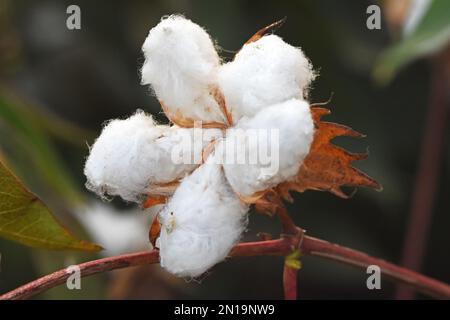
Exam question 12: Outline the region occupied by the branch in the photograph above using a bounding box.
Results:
[283,260,299,300]
[276,205,301,300]
[301,236,450,299]
[276,204,298,235]
[2,234,449,300]
[0,250,160,300]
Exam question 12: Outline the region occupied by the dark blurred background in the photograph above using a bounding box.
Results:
[0,0,449,299]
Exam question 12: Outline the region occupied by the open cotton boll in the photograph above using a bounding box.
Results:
[84,111,222,202]
[141,15,225,124]
[84,112,188,202]
[221,99,314,198]
[158,156,249,277]
[218,35,315,121]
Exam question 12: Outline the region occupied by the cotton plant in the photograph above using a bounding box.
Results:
[84,15,380,278]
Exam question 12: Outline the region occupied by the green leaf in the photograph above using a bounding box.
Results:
[0,88,85,205]
[0,159,101,251]
[374,0,450,83]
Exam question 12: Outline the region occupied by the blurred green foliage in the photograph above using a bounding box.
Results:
[0,90,86,205]
[375,0,450,83]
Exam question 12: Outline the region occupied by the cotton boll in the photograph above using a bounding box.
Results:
[158,156,249,277]
[221,99,314,198]
[218,35,315,122]
[84,111,222,202]
[150,124,222,180]
[141,15,225,124]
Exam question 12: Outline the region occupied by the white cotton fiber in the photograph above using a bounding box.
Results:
[84,111,221,202]
[158,156,249,277]
[218,35,315,121]
[141,15,225,124]
[221,99,314,198]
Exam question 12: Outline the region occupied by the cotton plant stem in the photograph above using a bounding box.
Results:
[0,250,160,300]
[276,205,299,235]
[302,236,450,299]
[2,235,450,300]
[396,58,449,300]
[276,204,301,300]
[283,263,299,300]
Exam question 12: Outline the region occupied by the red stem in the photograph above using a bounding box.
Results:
[396,58,449,299]
[1,235,449,300]
[283,264,298,300]
[0,250,160,300]
[276,205,299,235]
[302,236,450,299]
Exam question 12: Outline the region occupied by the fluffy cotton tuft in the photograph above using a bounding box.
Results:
[84,111,221,202]
[222,99,314,198]
[218,35,315,121]
[141,15,225,123]
[158,155,249,277]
